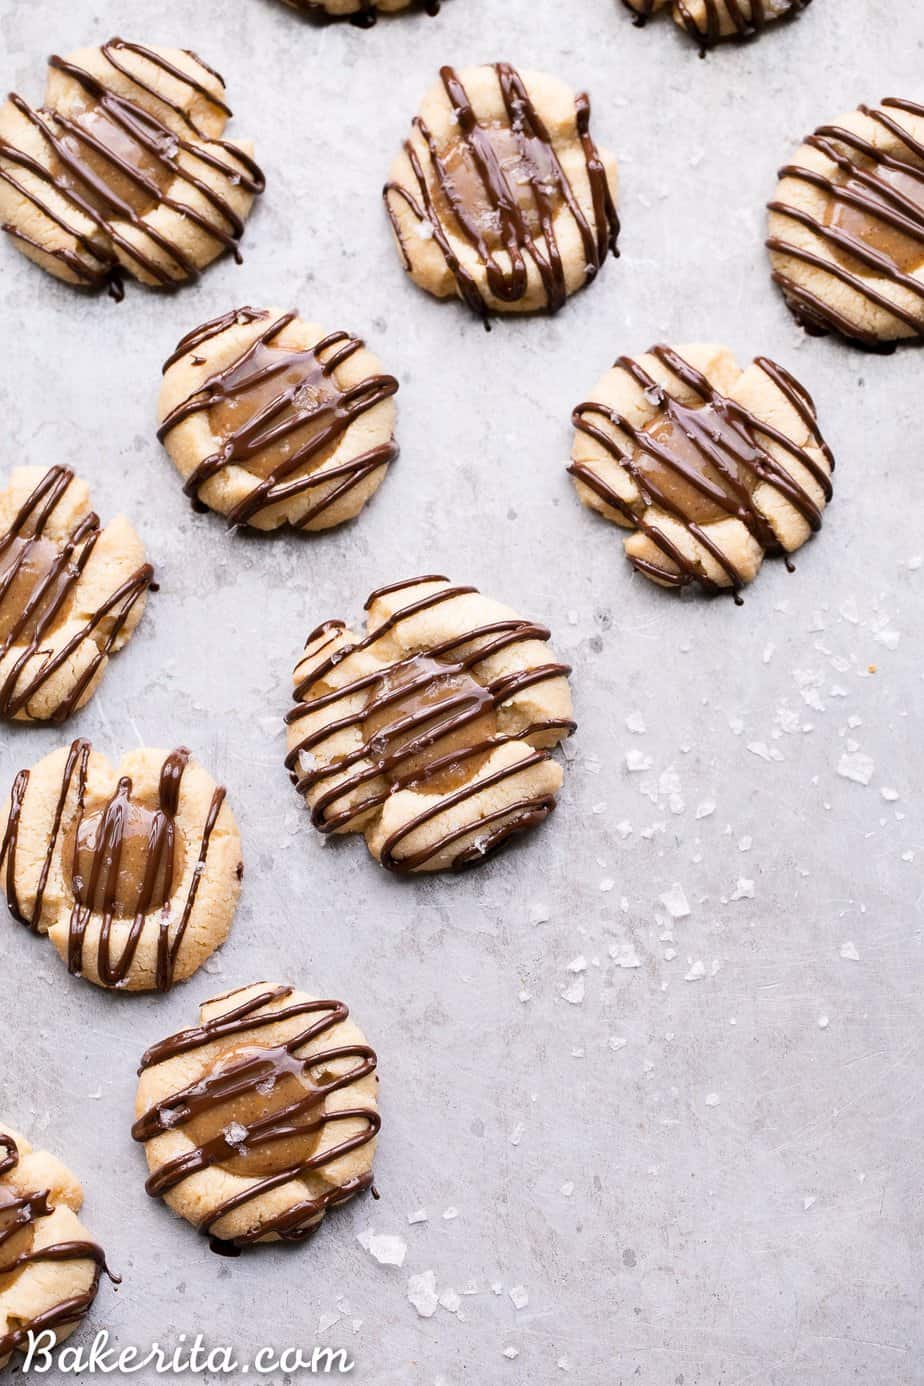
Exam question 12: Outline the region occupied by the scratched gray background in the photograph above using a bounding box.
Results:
[1,1,922,1383]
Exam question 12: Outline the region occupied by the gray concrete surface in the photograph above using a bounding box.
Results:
[1,1,922,1382]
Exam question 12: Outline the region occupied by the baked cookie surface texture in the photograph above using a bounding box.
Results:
[133,983,379,1249]
[0,741,243,992]
[569,343,834,599]
[285,575,576,873]
[622,0,811,50]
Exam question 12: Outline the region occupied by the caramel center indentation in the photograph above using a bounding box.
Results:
[0,535,74,646]
[183,1045,326,1178]
[68,796,186,919]
[826,160,924,276]
[209,341,341,481]
[363,653,498,793]
[436,123,563,250]
[54,103,174,219]
[631,404,759,527]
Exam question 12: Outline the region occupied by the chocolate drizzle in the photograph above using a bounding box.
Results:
[384,64,619,319]
[0,1132,114,1362]
[768,99,924,345]
[0,741,228,992]
[0,38,264,297]
[158,308,399,530]
[285,0,441,25]
[0,467,153,722]
[626,0,811,51]
[285,577,575,872]
[132,985,379,1249]
[569,347,834,601]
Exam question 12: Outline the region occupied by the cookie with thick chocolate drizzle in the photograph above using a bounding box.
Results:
[133,983,379,1250]
[0,741,243,992]
[281,0,441,24]
[569,343,834,600]
[158,307,399,532]
[0,466,152,723]
[285,576,575,873]
[622,0,811,50]
[0,39,264,297]
[0,1128,115,1368]
[768,97,924,347]
[384,64,619,318]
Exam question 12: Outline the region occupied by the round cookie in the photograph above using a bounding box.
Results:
[0,740,243,993]
[281,0,440,24]
[132,982,379,1249]
[767,97,924,347]
[0,39,264,297]
[622,0,811,49]
[383,64,619,318]
[568,343,834,600]
[157,307,399,532]
[0,466,152,723]
[285,576,576,873]
[0,1127,114,1368]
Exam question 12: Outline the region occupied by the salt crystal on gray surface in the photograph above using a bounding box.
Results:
[568,955,587,972]
[840,941,860,961]
[503,1346,519,1360]
[704,1093,720,1107]
[660,883,690,918]
[407,1208,428,1225]
[561,977,585,1005]
[881,786,900,801]
[442,1207,459,1220]
[609,941,641,969]
[747,741,780,762]
[560,1182,574,1197]
[818,1015,830,1029]
[804,1196,817,1210]
[608,1036,627,1051]
[439,1288,461,1313]
[738,835,753,851]
[509,1124,524,1147]
[529,902,551,925]
[626,748,653,772]
[626,711,647,734]
[407,1270,439,1318]
[599,877,615,893]
[616,819,633,838]
[695,799,716,819]
[731,878,755,901]
[358,1230,407,1267]
[317,1311,340,1334]
[509,1285,529,1309]
[685,960,705,981]
[838,751,875,785]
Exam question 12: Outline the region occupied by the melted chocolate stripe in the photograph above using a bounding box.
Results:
[626,0,811,50]
[159,311,398,529]
[570,346,833,600]
[383,63,617,318]
[0,1132,114,1361]
[132,988,378,1248]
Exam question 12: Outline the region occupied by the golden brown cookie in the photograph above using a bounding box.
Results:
[157,307,398,532]
[767,97,924,347]
[281,0,440,23]
[569,343,834,599]
[384,64,619,318]
[0,741,243,993]
[0,1128,115,1369]
[133,982,379,1250]
[622,0,811,49]
[285,576,575,872]
[0,39,264,297]
[0,466,152,723]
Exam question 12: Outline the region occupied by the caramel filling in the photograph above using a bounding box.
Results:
[68,796,186,919]
[827,160,924,275]
[184,1045,325,1178]
[0,535,74,645]
[54,103,173,218]
[0,1186,37,1278]
[631,405,759,527]
[363,653,498,792]
[209,342,341,481]
[436,124,563,249]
